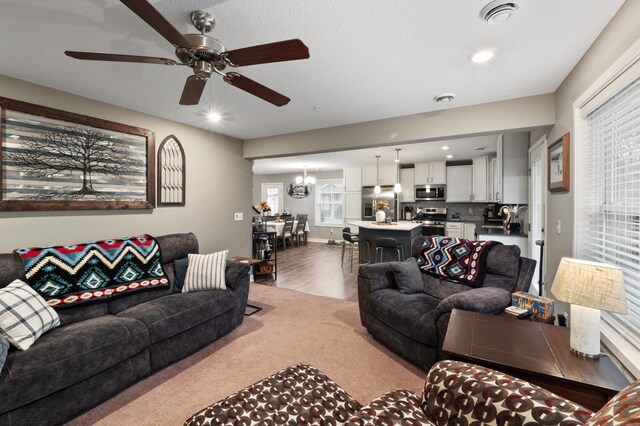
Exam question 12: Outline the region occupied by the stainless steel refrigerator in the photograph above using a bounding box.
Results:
[362,186,398,221]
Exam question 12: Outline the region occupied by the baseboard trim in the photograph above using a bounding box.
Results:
[307,238,344,244]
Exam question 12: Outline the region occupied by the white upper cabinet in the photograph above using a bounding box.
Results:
[446,165,473,202]
[400,168,415,202]
[415,161,446,185]
[362,165,396,186]
[344,167,362,192]
[501,133,529,204]
[472,156,489,202]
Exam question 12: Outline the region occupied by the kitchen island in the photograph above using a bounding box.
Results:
[347,220,422,263]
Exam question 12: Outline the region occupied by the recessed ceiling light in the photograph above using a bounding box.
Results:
[469,50,495,63]
[480,1,518,24]
[446,154,453,159]
[207,111,222,122]
[434,93,455,103]
[441,146,450,151]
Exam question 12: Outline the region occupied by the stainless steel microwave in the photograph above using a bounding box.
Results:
[415,184,446,201]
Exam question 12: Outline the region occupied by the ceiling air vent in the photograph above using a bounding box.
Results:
[480,1,518,24]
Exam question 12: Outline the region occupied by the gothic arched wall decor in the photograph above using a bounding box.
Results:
[157,135,186,206]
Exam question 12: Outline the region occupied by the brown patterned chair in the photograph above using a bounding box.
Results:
[185,361,640,425]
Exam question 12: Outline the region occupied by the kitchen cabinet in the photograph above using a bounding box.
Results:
[476,233,529,257]
[344,192,361,220]
[400,168,415,202]
[415,161,446,185]
[446,165,473,202]
[501,133,529,204]
[472,156,489,202]
[362,165,397,186]
[463,223,476,240]
[491,135,503,202]
[445,222,464,239]
[344,167,362,192]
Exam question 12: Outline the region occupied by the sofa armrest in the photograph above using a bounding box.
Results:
[358,262,397,293]
[422,360,593,425]
[225,260,250,291]
[436,286,511,318]
[347,389,432,425]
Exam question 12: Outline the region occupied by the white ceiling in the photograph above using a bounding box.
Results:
[253,134,499,174]
[0,0,624,140]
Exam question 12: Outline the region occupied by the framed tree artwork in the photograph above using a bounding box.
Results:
[548,132,570,193]
[0,97,155,211]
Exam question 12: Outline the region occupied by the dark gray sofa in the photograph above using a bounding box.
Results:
[0,232,250,426]
[358,235,536,371]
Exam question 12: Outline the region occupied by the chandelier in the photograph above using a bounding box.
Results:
[295,168,316,185]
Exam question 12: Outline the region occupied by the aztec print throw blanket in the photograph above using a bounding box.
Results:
[14,234,168,308]
[417,236,501,287]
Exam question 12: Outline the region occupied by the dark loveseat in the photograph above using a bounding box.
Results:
[0,233,250,426]
[358,235,536,370]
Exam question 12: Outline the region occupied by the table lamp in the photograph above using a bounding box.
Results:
[551,257,627,358]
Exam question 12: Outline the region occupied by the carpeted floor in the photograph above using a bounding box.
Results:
[67,284,426,425]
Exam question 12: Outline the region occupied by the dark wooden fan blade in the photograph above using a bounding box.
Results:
[120,0,191,48]
[179,75,207,105]
[224,73,290,107]
[224,39,309,67]
[65,51,176,65]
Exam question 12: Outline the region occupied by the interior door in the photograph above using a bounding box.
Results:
[529,135,547,296]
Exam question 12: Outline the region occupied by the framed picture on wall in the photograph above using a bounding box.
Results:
[548,132,570,192]
[0,97,155,211]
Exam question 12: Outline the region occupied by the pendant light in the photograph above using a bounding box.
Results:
[374,155,381,194]
[394,148,402,193]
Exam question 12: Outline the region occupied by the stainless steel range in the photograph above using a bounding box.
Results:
[415,207,447,236]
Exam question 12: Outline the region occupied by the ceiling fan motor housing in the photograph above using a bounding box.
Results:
[176,33,227,71]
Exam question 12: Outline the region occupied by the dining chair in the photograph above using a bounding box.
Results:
[341,227,371,272]
[278,219,295,250]
[294,214,308,246]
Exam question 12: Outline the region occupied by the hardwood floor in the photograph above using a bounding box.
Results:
[254,241,362,302]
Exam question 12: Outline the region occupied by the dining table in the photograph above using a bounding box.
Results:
[267,220,310,237]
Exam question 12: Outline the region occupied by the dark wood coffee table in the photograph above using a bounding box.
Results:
[442,309,629,412]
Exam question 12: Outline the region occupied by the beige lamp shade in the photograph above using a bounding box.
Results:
[551,257,627,314]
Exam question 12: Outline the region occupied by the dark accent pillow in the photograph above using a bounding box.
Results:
[390,258,423,294]
[0,335,9,372]
[171,257,189,294]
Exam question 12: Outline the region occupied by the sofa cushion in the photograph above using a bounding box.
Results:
[183,251,228,292]
[0,315,149,413]
[421,274,472,301]
[484,245,521,292]
[171,257,189,294]
[390,258,423,294]
[0,335,8,372]
[0,279,60,350]
[368,289,440,347]
[116,290,235,344]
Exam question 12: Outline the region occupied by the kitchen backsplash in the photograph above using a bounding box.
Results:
[402,201,527,222]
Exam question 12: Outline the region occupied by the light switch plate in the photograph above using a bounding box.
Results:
[234,212,243,221]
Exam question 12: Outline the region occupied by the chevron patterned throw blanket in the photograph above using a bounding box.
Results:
[417,236,501,287]
[14,235,168,308]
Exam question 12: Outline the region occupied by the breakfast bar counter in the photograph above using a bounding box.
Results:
[347,220,422,263]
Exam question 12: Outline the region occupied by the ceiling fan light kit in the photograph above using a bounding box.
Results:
[64,2,309,107]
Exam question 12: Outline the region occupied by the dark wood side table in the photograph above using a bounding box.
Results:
[230,256,264,316]
[442,309,629,412]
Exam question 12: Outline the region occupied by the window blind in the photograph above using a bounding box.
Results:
[580,75,640,368]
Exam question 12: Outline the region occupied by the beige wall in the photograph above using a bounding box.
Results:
[253,170,344,240]
[243,94,555,159]
[0,75,253,256]
[546,0,640,296]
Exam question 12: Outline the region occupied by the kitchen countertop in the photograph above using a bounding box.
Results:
[476,227,528,238]
[347,220,422,231]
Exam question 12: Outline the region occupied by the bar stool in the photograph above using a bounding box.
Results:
[375,237,404,263]
[341,227,371,272]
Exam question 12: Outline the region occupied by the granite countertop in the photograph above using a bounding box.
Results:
[347,220,422,231]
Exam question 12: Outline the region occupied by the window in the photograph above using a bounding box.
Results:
[315,180,344,226]
[576,55,640,376]
[261,183,283,213]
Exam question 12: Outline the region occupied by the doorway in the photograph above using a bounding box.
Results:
[528,135,547,296]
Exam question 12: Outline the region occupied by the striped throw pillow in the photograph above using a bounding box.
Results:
[182,250,228,293]
[0,280,60,350]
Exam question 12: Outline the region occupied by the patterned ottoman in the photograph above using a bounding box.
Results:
[184,364,362,425]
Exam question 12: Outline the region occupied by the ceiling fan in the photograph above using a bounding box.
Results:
[65,0,310,107]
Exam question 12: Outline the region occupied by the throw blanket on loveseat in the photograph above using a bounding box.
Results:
[14,234,168,308]
[417,236,501,287]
